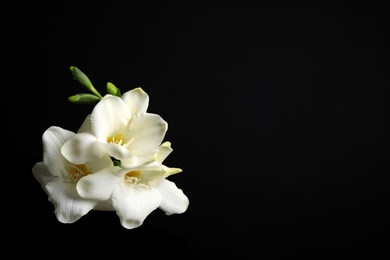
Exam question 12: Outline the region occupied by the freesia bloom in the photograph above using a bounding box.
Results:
[32,126,118,223]
[76,141,189,229]
[61,87,168,168]
[32,67,189,228]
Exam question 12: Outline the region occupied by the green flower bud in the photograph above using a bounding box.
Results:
[106,82,122,97]
[68,93,101,104]
[70,66,102,99]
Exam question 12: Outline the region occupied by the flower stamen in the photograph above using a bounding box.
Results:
[125,170,142,185]
[107,133,134,148]
[69,164,91,184]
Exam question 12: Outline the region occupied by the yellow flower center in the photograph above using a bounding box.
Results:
[124,170,141,185]
[107,132,134,148]
[107,132,124,144]
[69,164,91,183]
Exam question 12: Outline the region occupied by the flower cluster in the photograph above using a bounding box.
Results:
[32,66,189,229]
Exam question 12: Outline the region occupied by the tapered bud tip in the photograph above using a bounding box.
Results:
[69,66,102,98]
[106,82,122,97]
[70,66,92,86]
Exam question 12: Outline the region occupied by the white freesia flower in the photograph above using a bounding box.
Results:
[32,66,189,228]
[61,87,168,168]
[76,141,189,229]
[31,126,118,223]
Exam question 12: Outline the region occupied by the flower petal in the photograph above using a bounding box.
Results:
[103,142,133,161]
[165,166,183,177]
[94,200,114,211]
[158,179,189,215]
[120,153,157,168]
[32,162,56,191]
[77,114,92,133]
[156,141,173,163]
[91,95,131,139]
[127,113,168,157]
[61,132,106,165]
[76,166,121,201]
[112,183,161,229]
[121,87,149,115]
[138,168,166,188]
[42,126,75,178]
[45,178,98,223]
[87,154,115,173]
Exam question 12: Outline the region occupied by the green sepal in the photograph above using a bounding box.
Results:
[106,82,122,97]
[70,66,103,99]
[68,93,101,104]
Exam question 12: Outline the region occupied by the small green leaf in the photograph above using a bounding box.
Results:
[106,82,122,97]
[70,66,103,99]
[68,93,101,104]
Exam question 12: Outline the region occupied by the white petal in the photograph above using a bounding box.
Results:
[120,152,161,169]
[112,182,161,229]
[76,166,121,201]
[87,154,115,173]
[45,178,98,223]
[91,95,131,139]
[158,179,189,215]
[127,113,168,157]
[120,153,157,168]
[42,126,75,178]
[137,167,166,188]
[77,114,92,133]
[165,167,183,177]
[32,162,56,191]
[121,87,149,114]
[94,200,114,211]
[61,132,106,165]
[156,141,173,163]
[103,142,133,161]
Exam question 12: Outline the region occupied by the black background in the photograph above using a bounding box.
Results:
[4,1,390,258]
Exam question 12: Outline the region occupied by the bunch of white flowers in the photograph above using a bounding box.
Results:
[32,66,189,229]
